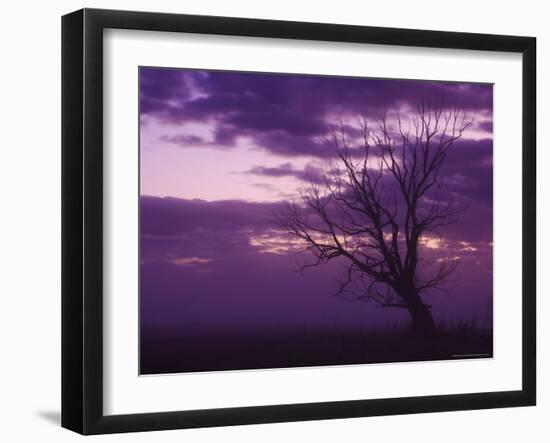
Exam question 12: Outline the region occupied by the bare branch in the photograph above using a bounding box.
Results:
[277,103,473,328]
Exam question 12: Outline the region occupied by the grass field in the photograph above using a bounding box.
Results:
[140,320,493,375]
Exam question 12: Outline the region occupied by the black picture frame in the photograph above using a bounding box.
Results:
[62,8,536,435]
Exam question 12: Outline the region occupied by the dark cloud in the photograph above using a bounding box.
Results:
[139,67,192,114]
[243,163,325,184]
[254,130,336,158]
[238,137,493,208]
[141,195,491,260]
[160,134,207,146]
[442,138,493,207]
[476,120,493,133]
[141,196,281,237]
[140,68,493,158]
[226,111,327,136]
[245,163,296,178]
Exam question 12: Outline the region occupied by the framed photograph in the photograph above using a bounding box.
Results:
[62,8,536,435]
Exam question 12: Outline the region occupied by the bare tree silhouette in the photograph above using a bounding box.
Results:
[278,104,474,336]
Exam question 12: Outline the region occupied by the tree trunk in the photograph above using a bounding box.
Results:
[398,285,436,336]
[408,299,436,336]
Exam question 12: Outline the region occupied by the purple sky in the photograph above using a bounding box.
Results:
[139,67,493,333]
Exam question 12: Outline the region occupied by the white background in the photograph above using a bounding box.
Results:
[0,0,547,441]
